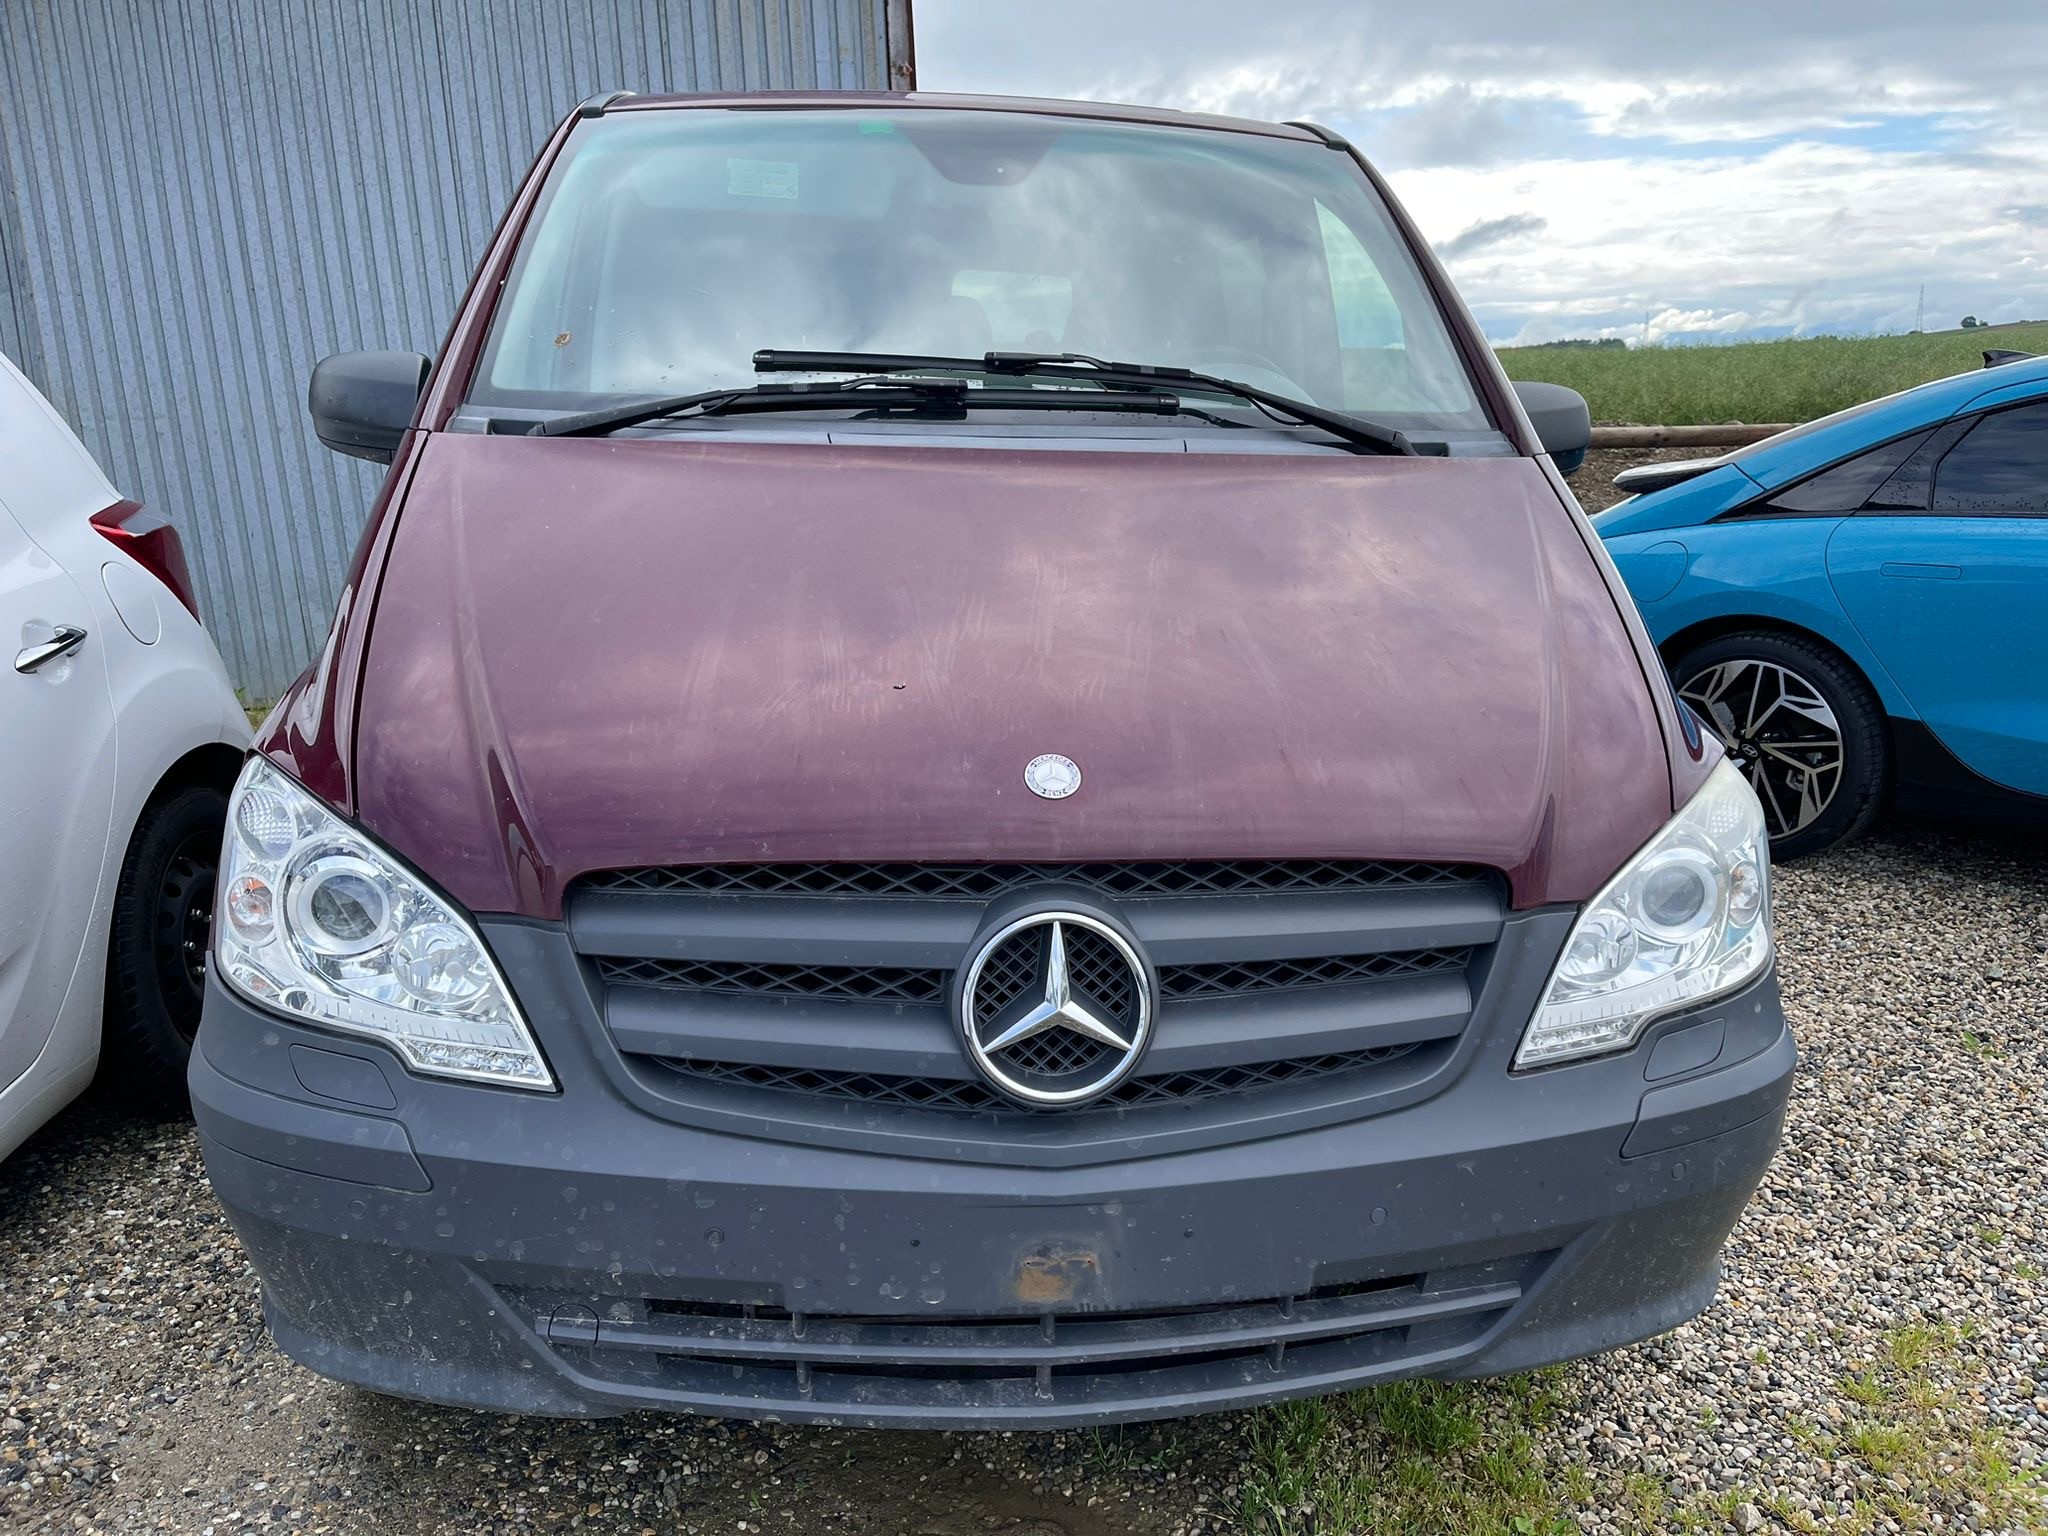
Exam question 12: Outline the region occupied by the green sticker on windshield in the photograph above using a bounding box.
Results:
[727,158,799,199]
[858,119,895,135]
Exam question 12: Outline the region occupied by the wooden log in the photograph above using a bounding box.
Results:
[1589,424,1795,449]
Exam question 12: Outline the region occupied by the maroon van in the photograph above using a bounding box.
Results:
[192,91,1790,1427]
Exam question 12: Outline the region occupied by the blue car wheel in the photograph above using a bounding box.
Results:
[1670,630,1888,859]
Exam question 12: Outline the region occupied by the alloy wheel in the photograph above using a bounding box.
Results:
[1679,658,1844,839]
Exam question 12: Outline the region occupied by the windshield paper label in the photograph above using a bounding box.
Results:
[727,158,799,199]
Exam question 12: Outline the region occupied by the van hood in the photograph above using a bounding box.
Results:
[351,434,1676,918]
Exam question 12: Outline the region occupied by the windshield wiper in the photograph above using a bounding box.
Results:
[752,349,1441,456]
[527,376,1202,438]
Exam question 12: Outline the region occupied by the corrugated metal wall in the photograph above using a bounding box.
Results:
[0,0,899,699]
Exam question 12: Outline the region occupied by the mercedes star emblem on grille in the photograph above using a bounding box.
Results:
[958,912,1153,1107]
[1023,753,1082,799]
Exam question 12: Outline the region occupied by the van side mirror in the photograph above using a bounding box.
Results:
[1510,381,1592,477]
[309,351,431,463]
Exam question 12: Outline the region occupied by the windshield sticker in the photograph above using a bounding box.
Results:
[727,158,799,199]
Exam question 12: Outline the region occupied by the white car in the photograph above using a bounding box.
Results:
[1,352,247,1160]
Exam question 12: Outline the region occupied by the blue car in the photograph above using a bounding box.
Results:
[1595,351,2048,857]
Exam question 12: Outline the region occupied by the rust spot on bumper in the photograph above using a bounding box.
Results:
[1013,1245,1101,1305]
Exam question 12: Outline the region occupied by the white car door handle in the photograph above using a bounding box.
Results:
[15,625,89,674]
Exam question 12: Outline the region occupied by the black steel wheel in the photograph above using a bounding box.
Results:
[103,783,229,1111]
[1672,631,1887,861]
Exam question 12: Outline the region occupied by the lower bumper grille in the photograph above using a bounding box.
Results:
[657,1042,1429,1113]
[510,1254,1545,1416]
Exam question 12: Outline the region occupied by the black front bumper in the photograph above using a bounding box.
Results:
[190,946,1793,1428]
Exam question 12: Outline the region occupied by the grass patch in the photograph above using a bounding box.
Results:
[1081,1423,1187,1477]
[1235,1337,2045,1534]
[1497,321,2048,427]
[1827,1321,2047,1529]
[1841,1368,1887,1408]
[1843,1420,1916,1476]
[1784,1414,1835,1456]
[1239,1376,1578,1535]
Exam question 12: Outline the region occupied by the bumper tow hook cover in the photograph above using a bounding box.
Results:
[1644,1020,1726,1082]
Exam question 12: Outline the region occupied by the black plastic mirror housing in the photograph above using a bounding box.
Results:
[1510,380,1593,477]
[309,350,431,463]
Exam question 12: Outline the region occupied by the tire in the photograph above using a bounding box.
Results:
[102,783,229,1113]
[1670,630,1887,861]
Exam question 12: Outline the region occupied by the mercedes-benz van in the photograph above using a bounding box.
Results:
[192,91,1791,1427]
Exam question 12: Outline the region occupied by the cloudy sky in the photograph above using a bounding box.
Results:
[914,2,2048,347]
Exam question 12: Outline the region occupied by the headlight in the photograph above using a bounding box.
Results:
[1516,758,1772,1068]
[215,757,553,1089]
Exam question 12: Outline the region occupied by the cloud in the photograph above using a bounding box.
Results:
[919,2,2048,149]
[1394,134,2048,343]
[914,1,2048,344]
[1367,86,1587,169]
[1437,213,1550,261]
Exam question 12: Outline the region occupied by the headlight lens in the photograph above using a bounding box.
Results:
[1516,758,1772,1068]
[215,757,553,1089]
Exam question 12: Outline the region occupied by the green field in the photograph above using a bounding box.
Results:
[1496,322,2048,427]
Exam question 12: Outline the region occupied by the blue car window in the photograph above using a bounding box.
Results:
[1761,430,1935,515]
[1929,401,2048,515]
[1864,419,1973,512]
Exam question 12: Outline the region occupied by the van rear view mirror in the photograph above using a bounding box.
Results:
[1511,381,1592,477]
[309,351,430,463]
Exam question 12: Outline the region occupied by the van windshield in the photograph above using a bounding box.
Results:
[474,108,1490,436]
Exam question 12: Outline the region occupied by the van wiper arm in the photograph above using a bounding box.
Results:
[752,349,1439,456]
[531,378,958,437]
[529,377,1198,437]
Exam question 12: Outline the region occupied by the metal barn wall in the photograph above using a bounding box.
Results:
[0,0,902,699]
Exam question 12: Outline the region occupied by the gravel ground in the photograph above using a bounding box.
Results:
[1575,444,1714,512]
[3,456,2042,1534]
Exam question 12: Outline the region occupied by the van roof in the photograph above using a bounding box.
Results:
[597,89,1331,144]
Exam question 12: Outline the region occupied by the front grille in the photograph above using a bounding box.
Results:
[1004,1027,1110,1078]
[573,857,1504,1150]
[597,945,1472,1006]
[595,956,945,1004]
[580,858,1483,901]
[973,926,1046,1015]
[1161,946,1468,999]
[657,1043,1424,1113]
